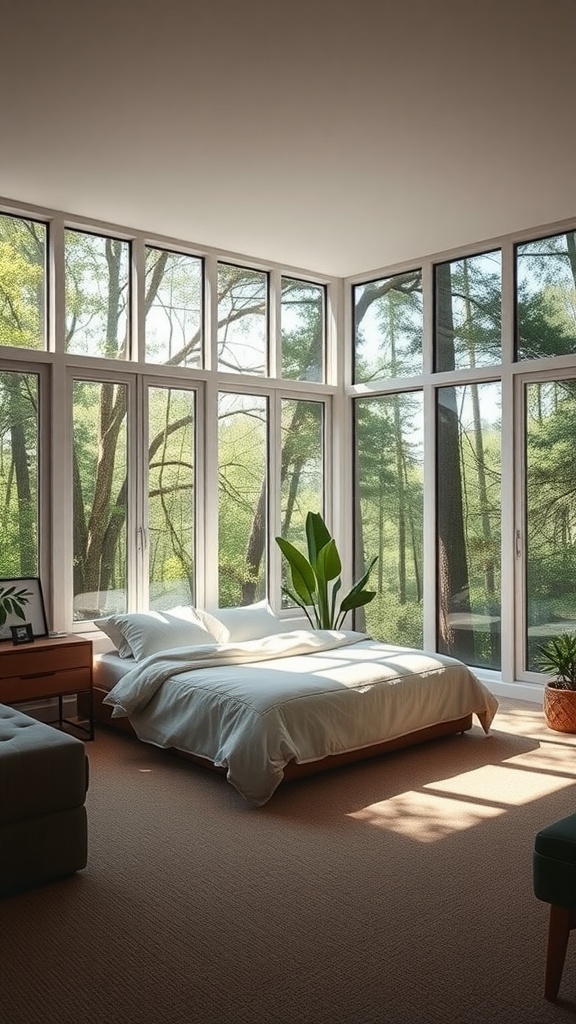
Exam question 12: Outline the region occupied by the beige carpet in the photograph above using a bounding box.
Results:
[2,696,576,1024]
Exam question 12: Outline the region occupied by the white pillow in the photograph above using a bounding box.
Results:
[96,607,213,660]
[95,616,133,658]
[198,602,295,643]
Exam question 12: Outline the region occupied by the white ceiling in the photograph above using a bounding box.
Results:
[1,0,575,278]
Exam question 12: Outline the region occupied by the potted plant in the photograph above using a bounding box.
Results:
[276,511,377,630]
[537,631,576,733]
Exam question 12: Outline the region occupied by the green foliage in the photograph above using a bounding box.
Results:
[218,397,267,606]
[0,371,39,577]
[65,231,129,358]
[276,512,377,630]
[364,592,423,649]
[525,380,576,671]
[517,232,576,359]
[537,631,576,690]
[0,584,32,626]
[0,215,45,349]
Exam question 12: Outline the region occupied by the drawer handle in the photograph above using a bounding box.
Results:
[21,671,57,680]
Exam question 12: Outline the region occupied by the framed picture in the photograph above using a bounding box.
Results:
[0,577,48,641]
[10,622,35,645]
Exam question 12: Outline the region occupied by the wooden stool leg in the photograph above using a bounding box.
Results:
[545,905,573,1001]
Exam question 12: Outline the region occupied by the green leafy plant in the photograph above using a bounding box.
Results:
[537,631,576,690]
[276,511,377,630]
[0,584,32,627]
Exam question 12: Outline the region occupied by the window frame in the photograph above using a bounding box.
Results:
[0,196,334,632]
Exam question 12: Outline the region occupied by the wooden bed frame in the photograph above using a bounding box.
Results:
[86,683,473,783]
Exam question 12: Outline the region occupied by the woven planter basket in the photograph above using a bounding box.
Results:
[543,684,576,734]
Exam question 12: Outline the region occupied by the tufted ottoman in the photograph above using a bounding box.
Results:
[0,703,88,895]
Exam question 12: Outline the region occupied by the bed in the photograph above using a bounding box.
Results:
[91,605,499,806]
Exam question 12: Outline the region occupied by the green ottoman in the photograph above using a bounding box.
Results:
[0,704,88,895]
[533,812,576,1000]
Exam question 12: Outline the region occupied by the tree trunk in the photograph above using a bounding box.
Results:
[436,262,472,659]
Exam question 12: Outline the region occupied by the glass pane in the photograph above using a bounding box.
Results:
[218,392,267,606]
[145,247,203,367]
[280,278,324,381]
[72,380,128,620]
[148,387,195,608]
[0,214,46,350]
[525,379,576,670]
[280,399,324,606]
[0,372,39,574]
[217,264,267,374]
[435,251,501,371]
[354,393,424,646]
[65,230,130,358]
[353,270,423,383]
[517,231,576,360]
[437,382,501,669]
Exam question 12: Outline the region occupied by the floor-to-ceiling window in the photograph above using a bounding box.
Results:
[4,195,576,689]
[0,213,46,581]
[351,225,576,688]
[517,232,576,676]
[0,201,332,629]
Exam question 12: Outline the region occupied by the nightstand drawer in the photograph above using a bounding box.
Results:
[0,666,92,703]
[0,634,94,740]
[0,642,91,679]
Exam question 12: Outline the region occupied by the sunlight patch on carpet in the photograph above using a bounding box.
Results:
[347,759,576,841]
[348,789,502,840]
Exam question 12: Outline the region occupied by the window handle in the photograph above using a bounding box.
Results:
[515,529,522,558]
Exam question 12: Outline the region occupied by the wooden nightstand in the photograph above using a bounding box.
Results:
[0,634,93,739]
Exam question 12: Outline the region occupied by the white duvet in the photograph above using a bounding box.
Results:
[103,629,498,806]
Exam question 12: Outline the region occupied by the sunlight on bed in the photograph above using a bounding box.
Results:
[347,752,576,842]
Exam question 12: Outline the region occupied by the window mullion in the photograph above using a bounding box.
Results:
[49,214,65,353]
[132,235,146,363]
[269,269,281,380]
[134,375,147,610]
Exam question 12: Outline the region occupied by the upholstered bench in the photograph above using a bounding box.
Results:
[0,704,88,895]
[533,811,576,1000]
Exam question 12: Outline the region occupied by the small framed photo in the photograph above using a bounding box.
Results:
[10,623,35,645]
[0,577,48,642]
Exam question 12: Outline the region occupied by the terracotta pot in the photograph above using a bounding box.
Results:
[543,684,576,733]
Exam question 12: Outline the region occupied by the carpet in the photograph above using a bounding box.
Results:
[1,696,576,1024]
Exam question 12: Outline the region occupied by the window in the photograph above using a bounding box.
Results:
[434,251,501,371]
[217,264,268,374]
[65,229,130,358]
[524,377,576,670]
[280,278,325,382]
[72,379,128,620]
[0,371,40,575]
[353,270,423,383]
[280,399,324,605]
[0,213,46,350]
[11,195,576,692]
[354,393,424,647]
[0,201,329,632]
[218,392,268,606]
[145,247,203,367]
[147,385,196,607]
[436,382,501,670]
[516,231,576,360]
